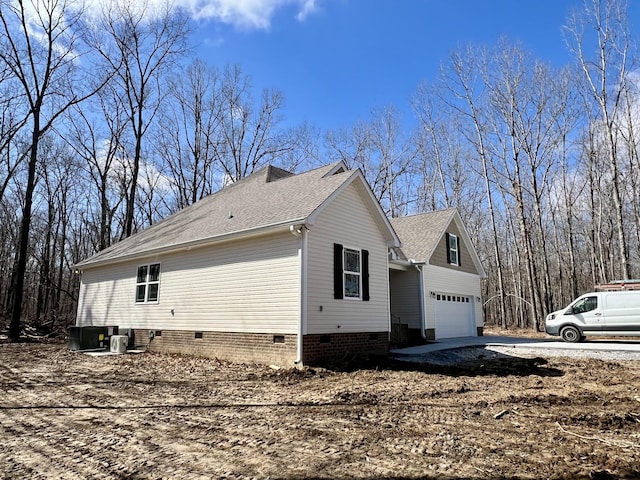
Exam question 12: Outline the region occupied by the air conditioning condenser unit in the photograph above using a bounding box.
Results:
[110,335,128,354]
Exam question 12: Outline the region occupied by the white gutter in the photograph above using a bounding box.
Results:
[291,224,308,364]
[76,221,304,270]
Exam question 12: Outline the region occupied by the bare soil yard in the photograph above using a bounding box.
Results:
[1,341,639,480]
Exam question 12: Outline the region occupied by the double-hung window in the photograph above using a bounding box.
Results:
[446,233,460,266]
[343,248,361,299]
[136,263,160,303]
[334,243,370,301]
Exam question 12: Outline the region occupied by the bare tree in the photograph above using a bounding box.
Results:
[89,0,190,237]
[155,59,222,209]
[367,105,417,216]
[0,82,28,204]
[62,83,128,250]
[214,64,294,182]
[412,81,485,217]
[440,45,509,328]
[565,0,636,279]
[0,0,106,340]
[325,106,416,216]
[325,121,372,168]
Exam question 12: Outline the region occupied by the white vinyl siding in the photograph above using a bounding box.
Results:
[389,269,422,329]
[422,264,483,332]
[306,182,389,334]
[76,232,300,333]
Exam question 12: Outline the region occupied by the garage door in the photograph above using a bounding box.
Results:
[435,293,475,339]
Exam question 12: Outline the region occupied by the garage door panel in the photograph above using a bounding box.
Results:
[435,293,474,339]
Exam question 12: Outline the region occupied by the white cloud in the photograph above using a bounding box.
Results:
[174,0,319,30]
[295,0,317,21]
[29,0,318,31]
[80,0,320,30]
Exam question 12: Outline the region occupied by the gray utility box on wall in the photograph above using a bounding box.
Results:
[68,326,118,351]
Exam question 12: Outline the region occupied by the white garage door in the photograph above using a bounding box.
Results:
[435,293,475,339]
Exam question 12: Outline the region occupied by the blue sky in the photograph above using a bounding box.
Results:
[187,0,639,132]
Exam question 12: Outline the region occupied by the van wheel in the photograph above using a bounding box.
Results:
[560,326,582,343]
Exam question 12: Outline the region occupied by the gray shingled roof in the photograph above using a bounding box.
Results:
[389,208,456,262]
[77,162,358,268]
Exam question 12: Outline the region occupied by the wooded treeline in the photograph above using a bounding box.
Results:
[1,0,638,338]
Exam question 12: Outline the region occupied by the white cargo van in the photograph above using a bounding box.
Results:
[545,290,640,342]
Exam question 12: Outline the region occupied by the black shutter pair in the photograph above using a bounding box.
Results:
[334,243,369,301]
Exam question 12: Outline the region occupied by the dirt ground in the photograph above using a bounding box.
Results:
[1,338,639,480]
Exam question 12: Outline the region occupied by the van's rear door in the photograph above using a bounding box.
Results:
[602,292,640,333]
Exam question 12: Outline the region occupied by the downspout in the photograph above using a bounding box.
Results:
[386,251,391,344]
[291,225,308,365]
[413,262,427,340]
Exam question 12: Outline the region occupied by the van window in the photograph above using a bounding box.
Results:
[571,296,598,314]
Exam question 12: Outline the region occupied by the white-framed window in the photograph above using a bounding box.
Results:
[343,247,361,299]
[136,263,161,303]
[447,233,459,266]
[334,243,370,301]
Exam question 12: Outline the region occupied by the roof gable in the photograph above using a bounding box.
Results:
[390,208,486,277]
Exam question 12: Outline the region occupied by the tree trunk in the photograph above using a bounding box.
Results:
[9,114,40,341]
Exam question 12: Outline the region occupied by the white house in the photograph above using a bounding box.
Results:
[389,209,487,344]
[75,163,486,365]
[75,162,401,365]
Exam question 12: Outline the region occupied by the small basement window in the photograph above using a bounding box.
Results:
[135,263,161,303]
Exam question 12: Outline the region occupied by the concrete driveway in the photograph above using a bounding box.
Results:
[390,335,640,358]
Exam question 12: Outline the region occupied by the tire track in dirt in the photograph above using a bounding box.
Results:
[2,343,640,479]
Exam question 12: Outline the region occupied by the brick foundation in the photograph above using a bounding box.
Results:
[302,332,389,366]
[132,329,390,367]
[134,329,298,365]
[424,328,436,341]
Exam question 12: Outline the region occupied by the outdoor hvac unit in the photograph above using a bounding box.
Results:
[116,328,136,348]
[110,335,128,354]
[68,326,83,351]
[68,326,119,351]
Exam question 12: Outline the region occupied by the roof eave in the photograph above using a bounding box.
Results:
[75,219,306,271]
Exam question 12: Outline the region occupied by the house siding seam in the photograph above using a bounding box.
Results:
[134,330,298,365]
[306,183,389,334]
[302,332,389,366]
[389,269,422,330]
[429,220,479,275]
[76,232,300,334]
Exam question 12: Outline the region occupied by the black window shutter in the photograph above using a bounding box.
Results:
[362,249,370,301]
[334,243,343,299]
[445,233,451,264]
[457,237,462,266]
